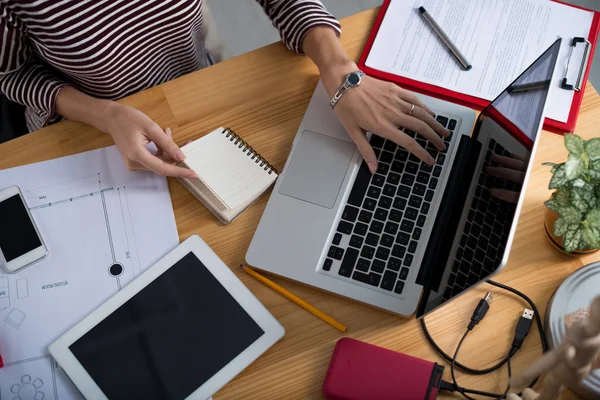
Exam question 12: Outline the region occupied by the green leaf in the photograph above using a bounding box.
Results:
[549,164,568,189]
[571,186,596,212]
[554,217,571,236]
[558,206,582,224]
[545,199,560,213]
[585,138,600,161]
[586,208,600,229]
[582,226,600,249]
[564,225,583,253]
[555,188,571,206]
[565,134,585,156]
[589,160,600,180]
[542,162,557,167]
[565,154,585,181]
[551,163,565,174]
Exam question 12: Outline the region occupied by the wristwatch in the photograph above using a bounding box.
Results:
[330,71,365,109]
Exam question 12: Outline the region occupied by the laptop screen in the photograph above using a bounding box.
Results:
[417,39,561,317]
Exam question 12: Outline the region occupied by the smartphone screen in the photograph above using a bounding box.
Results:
[0,194,42,262]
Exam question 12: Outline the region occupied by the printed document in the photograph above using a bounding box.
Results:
[366,0,595,123]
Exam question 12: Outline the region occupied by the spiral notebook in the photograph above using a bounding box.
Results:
[177,127,278,224]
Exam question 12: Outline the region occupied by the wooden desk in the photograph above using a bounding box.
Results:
[1,8,598,400]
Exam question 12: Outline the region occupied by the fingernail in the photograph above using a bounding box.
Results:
[439,143,447,151]
[166,127,172,136]
[428,155,435,165]
[367,162,377,175]
[176,150,186,162]
[444,129,450,136]
[188,172,198,179]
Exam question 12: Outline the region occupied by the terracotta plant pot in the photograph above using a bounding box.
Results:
[544,207,599,255]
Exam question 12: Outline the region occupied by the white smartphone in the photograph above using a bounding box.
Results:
[0,185,48,273]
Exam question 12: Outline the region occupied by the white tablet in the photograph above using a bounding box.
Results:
[49,235,285,400]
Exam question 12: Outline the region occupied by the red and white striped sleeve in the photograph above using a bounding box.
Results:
[256,0,341,54]
[0,5,69,127]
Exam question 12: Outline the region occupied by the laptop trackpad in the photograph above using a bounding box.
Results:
[279,130,356,209]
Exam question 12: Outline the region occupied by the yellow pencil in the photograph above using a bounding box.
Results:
[241,265,347,333]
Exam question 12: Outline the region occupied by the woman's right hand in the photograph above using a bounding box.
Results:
[103,103,197,178]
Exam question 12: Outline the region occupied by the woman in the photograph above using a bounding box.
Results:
[0,0,448,178]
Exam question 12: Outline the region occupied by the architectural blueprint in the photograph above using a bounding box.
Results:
[0,146,179,399]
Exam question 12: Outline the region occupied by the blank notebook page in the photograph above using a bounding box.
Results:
[181,128,277,210]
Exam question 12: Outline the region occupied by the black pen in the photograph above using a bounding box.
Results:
[418,6,472,71]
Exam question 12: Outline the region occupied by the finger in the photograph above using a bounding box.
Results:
[489,188,520,204]
[347,127,378,174]
[399,99,449,137]
[399,89,435,117]
[486,166,526,182]
[136,149,197,178]
[396,114,446,152]
[383,125,435,165]
[491,154,528,170]
[147,125,186,163]
[509,153,529,161]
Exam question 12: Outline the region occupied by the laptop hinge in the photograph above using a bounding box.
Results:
[416,135,481,294]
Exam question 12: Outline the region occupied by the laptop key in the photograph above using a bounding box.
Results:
[371,135,385,148]
[384,221,399,235]
[367,186,381,199]
[404,254,414,266]
[374,208,388,221]
[388,257,402,271]
[436,115,449,127]
[400,220,414,233]
[361,245,376,259]
[384,140,397,152]
[429,177,438,189]
[406,162,419,174]
[417,215,426,227]
[391,161,405,173]
[356,258,371,272]
[363,197,377,211]
[334,247,344,260]
[408,240,418,253]
[425,190,434,202]
[392,244,406,258]
[448,119,457,130]
[372,259,386,273]
[380,234,394,247]
[413,227,422,240]
[339,247,359,277]
[396,232,410,245]
[416,138,427,148]
[400,267,409,280]
[372,174,385,187]
[433,166,442,177]
[383,184,396,197]
[381,270,398,291]
[380,151,394,164]
[397,185,411,198]
[333,233,342,245]
[352,271,370,284]
[378,196,392,209]
[389,209,402,222]
[323,258,333,271]
[413,183,426,196]
[409,195,422,208]
[354,222,368,236]
[416,171,429,184]
[376,246,390,260]
[342,205,359,222]
[421,202,430,215]
[347,162,371,207]
[437,154,446,165]
[337,221,353,235]
[401,174,415,186]
[368,273,382,286]
[365,232,379,246]
[328,246,337,258]
[393,197,407,210]
[394,281,405,294]
[349,235,364,248]
[420,163,433,173]
[376,163,390,175]
[405,207,418,221]
[387,172,401,185]
[370,220,384,234]
[358,210,373,223]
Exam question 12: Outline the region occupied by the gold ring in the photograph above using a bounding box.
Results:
[409,103,415,116]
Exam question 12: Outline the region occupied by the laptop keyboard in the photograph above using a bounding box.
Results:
[322,115,457,295]
[443,139,519,300]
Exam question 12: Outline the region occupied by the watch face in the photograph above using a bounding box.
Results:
[347,72,361,85]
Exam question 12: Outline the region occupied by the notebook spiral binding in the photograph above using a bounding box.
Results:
[222,128,277,175]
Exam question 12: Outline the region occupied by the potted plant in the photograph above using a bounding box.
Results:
[544,134,600,254]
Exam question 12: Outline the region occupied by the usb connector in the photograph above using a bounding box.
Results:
[468,292,493,330]
[512,308,535,348]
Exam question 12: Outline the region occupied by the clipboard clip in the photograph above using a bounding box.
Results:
[561,37,591,92]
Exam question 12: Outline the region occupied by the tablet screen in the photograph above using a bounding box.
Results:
[69,252,265,399]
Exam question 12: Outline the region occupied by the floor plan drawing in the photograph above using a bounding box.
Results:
[0,146,179,399]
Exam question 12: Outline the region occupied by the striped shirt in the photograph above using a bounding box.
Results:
[0,0,340,132]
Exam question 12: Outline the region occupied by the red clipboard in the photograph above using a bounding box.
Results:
[358,0,600,134]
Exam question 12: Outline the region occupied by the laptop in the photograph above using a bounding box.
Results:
[247,39,562,317]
